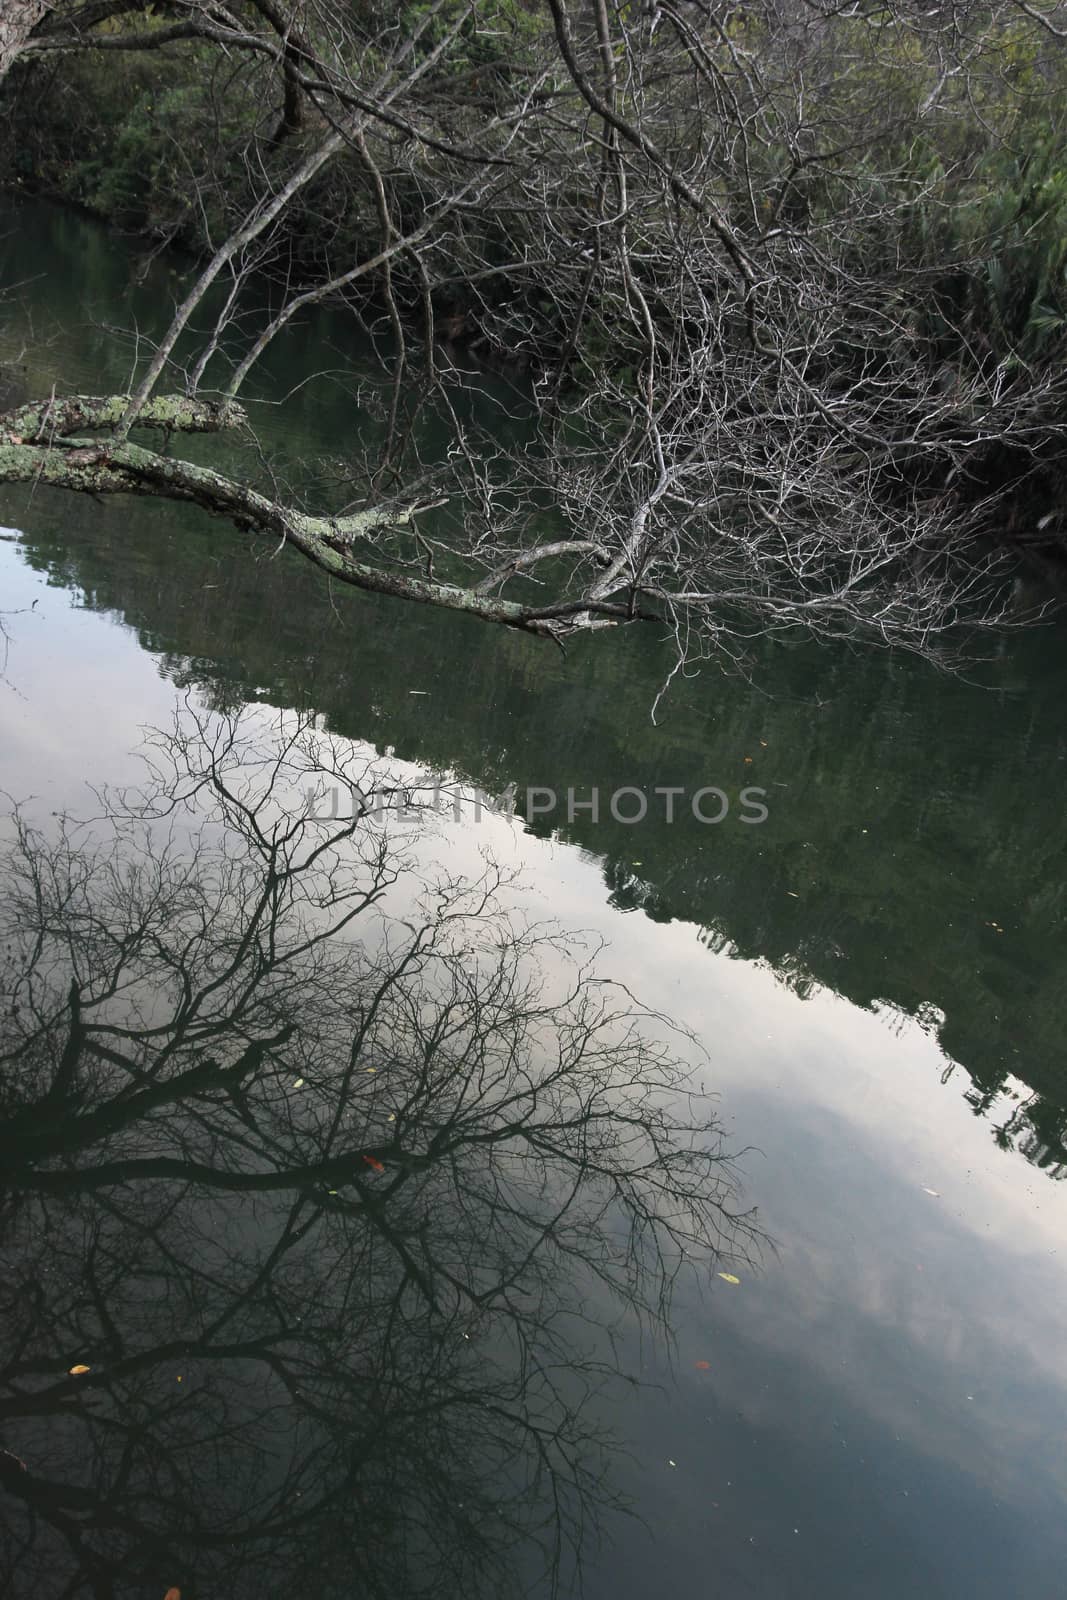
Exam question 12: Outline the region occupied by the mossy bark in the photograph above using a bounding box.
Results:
[3,393,247,442]
[0,392,561,633]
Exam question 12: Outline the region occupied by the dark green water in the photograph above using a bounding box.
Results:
[3,197,1067,1599]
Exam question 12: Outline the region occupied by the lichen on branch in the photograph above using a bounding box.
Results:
[2,393,247,444]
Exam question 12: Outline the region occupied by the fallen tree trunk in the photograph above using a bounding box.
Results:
[2,393,247,441]
[0,392,630,636]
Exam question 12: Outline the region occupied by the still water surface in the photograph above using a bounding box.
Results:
[2,198,1067,1598]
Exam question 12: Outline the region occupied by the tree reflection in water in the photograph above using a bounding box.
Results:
[0,711,756,1599]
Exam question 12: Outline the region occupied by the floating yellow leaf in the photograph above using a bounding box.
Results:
[717,1272,740,1285]
[68,1364,91,1375]
[292,1078,305,1088]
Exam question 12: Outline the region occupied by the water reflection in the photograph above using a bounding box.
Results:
[5,477,1066,1183]
[6,196,1067,1599]
[2,195,1066,1184]
[0,713,754,1599]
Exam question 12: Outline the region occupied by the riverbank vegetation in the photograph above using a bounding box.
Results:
[2,2,1067,677]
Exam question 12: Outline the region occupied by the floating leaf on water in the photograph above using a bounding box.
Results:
[921,1187,940,1197]
[668,1459,677,1467]
[366,1067,377,1074]
[717,1272,740,1285]
[786,891,799,898]
[694,1360,712,1370]
[163,1589,182,1600]
[292,1078,305,1088]
[387,1114,396,1122]
[68,1364,91,1376]
[362,1155,385,1173]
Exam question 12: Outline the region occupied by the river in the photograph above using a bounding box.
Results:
[2,196,1067,1599]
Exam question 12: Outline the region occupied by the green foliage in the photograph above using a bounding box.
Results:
[943,136,1067,361]
[5,3,1067,444]
[8,44,270,245]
